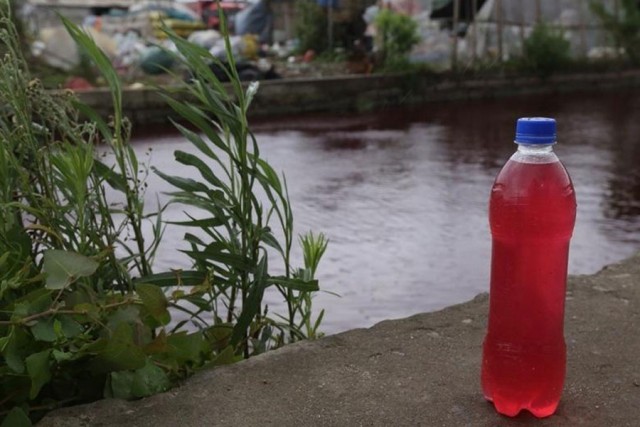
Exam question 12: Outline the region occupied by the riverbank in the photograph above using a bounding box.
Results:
[71,69,640,126]
[40,252,640,426]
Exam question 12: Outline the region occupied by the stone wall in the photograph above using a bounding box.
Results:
[72,70,640,126]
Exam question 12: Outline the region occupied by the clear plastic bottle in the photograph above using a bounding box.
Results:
[481,118,577,418]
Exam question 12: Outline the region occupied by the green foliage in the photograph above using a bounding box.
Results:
[152,21,326,356]
[295,0,328,53]
[521,23,571,78]
[298,232,329,339]
[0,1,23,48]
[0,9,327,425]
[375,9,420,69]
[591,0,640,65]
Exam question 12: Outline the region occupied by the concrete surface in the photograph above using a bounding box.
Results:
[72,70,640,126]
[39,253,640,426]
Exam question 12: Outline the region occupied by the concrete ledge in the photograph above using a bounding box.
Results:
[71,70,640,125]
[39,253,640,426]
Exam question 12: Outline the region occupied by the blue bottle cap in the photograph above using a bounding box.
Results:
[515,117,557,145]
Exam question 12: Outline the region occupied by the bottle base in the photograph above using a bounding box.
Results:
[481,339,565,419]
[484,394,559,418]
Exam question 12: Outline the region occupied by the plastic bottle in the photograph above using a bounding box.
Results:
[481,117,577,418]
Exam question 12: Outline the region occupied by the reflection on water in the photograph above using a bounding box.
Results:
[131,90,640,334]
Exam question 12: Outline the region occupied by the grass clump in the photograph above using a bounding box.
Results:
[520,23,571,79]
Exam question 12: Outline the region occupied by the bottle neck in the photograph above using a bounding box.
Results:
[516,143,554,154]
[512,143,557,164]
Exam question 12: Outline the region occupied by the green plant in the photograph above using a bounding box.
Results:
[152,21,327,356]
[591,0,640,65]
[0,22,155,427]
[521,23,571,78]
[0,0,24,48]
[298,232,329,339]
[0,9,167,423]
[295,0,328,53]
[0,9,327,426]
[374,9,420,70]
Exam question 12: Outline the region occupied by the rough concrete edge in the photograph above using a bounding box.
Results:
[36,251,640,427]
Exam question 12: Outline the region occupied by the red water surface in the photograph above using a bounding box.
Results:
[482,158,576,418]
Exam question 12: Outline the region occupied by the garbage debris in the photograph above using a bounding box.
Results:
[139,45,175,75]
[235,0,273,45]
[188,30,222,50]
[29,1,252,78]
[34,26,117,72]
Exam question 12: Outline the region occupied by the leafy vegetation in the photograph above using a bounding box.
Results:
[0,8,327,425]
[591,0,640,65]
[295,0,328,53]
[521,23,571,78]
[374,9,420,71]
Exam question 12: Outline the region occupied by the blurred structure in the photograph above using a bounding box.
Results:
[371,0,624,69]
[20,0,633,75]
[467,0,620,62]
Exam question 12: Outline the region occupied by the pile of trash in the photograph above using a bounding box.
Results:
[28,0,282,85]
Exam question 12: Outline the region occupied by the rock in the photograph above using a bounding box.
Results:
[39,253,640,426]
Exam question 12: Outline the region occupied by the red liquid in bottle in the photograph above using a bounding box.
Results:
[482,156,576,418]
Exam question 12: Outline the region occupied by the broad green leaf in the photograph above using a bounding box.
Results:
[59,316,83,339]
[144,330,169,354]
[28,290,53,315]
[3,328,28,373]
[92,323,146,373]
[26,349,52,399]
[0,407,32,427]
[53,319,64,339]
[52,349,74,363]
[31,318,57,343]
[166,332,205,364]
[109,362,171,399]
[131,361,170,397]
[204,324,234,347]
[43,250,99,290]
[106,306,140,331]
[136,283,170,326]
[108,370,135,400]
[209,345,242,367]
